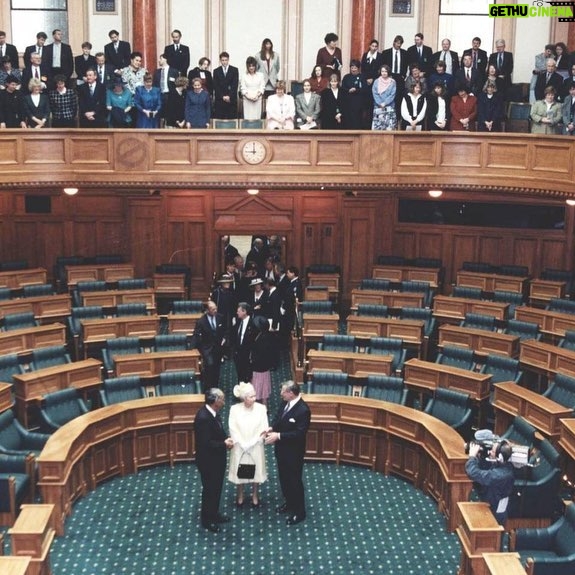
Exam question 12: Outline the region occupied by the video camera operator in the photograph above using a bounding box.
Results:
[465,439,515,526]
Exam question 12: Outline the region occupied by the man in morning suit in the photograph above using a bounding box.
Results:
[0,31,19,70]
[232,302,256,382]
[104,29,132,75]
[164,29,190,77]
[406,33,433,77]
[194,388,234,533]
[213,51,239,119]
[265,381,311,525]
[193,301,227,391]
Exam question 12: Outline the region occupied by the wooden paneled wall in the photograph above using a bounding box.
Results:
[1,187,571,302]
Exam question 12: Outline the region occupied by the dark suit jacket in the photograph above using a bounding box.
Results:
[194,405,227,477]
[23,45,45,69]
[104,40,132,71]
[272,397,311,463]
[432,50,460,75]
[188,67,214,96]
[78,81,107,126]
[361,51,383,81]
[164,43,190,76]
[454,67,482,95]
[488,51,514,88]
[93,63,115,88]
[265,287,282,330]
[406,44,433,75]
[43,42,74,79]
[193,312,226,368]
[535,71,564,101]
[20,93,50,126]
[74,54,97,82]
[213,65,239,104]
[152,67,179,93]
[462,48,488,75]
[21,65,50,93]
[381,47,408,78]
[0,44,19,70]
[232,316,257,380]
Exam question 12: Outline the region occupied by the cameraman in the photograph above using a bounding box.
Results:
[465,441,515,525]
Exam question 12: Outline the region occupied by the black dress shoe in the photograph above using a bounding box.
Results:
[215,514,230,523]
[276,503,289,513]
[286,514,306,525]
[202,522,220,533]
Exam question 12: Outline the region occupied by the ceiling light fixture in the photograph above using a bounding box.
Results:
[566,199,575,206]
[428,189,443,198]
[247,188,259,195]
[63,187,79,196]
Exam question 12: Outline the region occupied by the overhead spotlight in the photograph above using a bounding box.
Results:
[247,188,259,195]
[566,199,575,206]
[63,187,78,196]
[428,189,443,198]
[320,186,325,190]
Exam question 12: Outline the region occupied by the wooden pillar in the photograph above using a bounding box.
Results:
[350,0,376,60]
[568,22,575,52]
[132,0,157,72]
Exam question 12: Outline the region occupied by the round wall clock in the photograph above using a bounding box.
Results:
[240,140,267,164]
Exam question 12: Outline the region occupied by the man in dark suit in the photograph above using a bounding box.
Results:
[488,39,514,95]
[104,29,132,74]
[213,51,239,119]
[21,51,49,93]
[265,381,311,525]
[43,29,74,83]
[93,52,115,88]
[23,32,47,69]
[0,31,19,70]
[462,37,488,85]
[193,301,227,391]
[153,53,178,116]
[382,35,408,111]
[534,58,563,101]
[74,42,97,86]
[78,68,107,128]
[232,302,256,382]
[406,33,433,77]
[432,38,459,76]
[194,388,234,533]
[455,54,481,96]
[164,29,190,77]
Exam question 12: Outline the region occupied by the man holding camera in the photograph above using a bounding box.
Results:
[465,440,515,525]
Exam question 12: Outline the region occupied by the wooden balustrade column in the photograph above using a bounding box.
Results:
[132,0,157,72]
[350,0,376,60]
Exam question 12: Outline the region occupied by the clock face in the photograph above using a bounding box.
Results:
[241,140,267,165]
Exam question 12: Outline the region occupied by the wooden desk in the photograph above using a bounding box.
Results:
[8,504,55,575]
[559,419,575,483]
[304,287,329,301]
[482,553,527,575]
[38,395,471,535]
[346,316,424,353]
[515,306,575,338]
[0,557,32,575]
[492,382,572,439]
[65,263,135,287]
[438,325,520,358]
[166,313,202,335]
[350,289,425,310]
[529,279,566,306]
[12,359,103,428]
[0,268,47,290]
[81,288,156,311]
[403,358,492,410]
[456,502,504,575]
[307,273,340,298]
[0,324,66,356]
[433,295,509,322]
[113,350,201,376]
[0,382,13,414]
[520,339,575,379]
[81,316,161,351]
[372,265,440,288]
[456,271,528,295]
[152,274,186,299]
[307,349,392,377]
[302,314,340,336]
[0,294,71,322]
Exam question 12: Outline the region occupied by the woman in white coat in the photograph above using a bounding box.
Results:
[228,382,269,507]
[266,80,296,130]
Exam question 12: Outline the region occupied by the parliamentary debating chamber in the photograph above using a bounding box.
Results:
[1,1,575,574]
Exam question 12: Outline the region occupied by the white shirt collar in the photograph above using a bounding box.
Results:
[206,404,217,417]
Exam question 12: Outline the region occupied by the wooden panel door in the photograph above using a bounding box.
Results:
[128,198,163,278]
